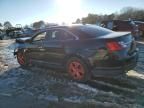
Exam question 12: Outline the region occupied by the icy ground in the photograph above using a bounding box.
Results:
[0,40,144,108]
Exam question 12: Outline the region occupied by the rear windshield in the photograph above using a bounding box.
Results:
[70,25,113,39]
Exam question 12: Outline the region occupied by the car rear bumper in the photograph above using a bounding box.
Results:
[91,50,138,77]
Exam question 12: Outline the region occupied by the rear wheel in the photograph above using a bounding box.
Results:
[66,57,91,82]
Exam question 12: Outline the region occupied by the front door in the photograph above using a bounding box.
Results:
[42,29,65,66]
[27,31,46,63]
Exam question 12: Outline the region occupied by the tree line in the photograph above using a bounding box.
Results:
[0,20,44,30]
[0,21,12,29]
[0,20,57,30]
[1,7,144,30]
[75,7,144,24]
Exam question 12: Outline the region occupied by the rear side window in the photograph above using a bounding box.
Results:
[70,25,113,39]
[46,29,75,41]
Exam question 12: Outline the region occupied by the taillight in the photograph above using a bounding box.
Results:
[106,41,123,52]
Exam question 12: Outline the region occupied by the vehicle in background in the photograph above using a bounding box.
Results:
[0,29,4,40]
[19,28,39,37]
[5,26,22,38]
[134,21,144,37]
[0,25,5,40]
[101,20,144,39]
[19,24,59,38]
[14,24,138,81]
[4,26,38,39]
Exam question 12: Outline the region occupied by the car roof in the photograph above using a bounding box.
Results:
[31,24,114,39]
[34,24,113,35]
[39,24,110,30]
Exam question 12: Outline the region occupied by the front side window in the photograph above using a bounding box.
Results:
[33,32,46,41]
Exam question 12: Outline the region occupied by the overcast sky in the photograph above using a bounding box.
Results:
[0,0,144,26]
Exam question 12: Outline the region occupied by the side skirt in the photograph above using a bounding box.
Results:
[31,59,64,70]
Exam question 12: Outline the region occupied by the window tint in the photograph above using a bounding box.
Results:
[46,30,75,40]
[61,31,75,40]
[70,25,113,39]
[33,32,46,41]
[45,30,61,40]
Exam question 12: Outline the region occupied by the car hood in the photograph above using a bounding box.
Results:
[16,37,32,43]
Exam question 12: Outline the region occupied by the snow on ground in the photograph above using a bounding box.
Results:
[0,39,144,108]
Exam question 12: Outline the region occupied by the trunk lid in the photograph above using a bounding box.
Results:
[98,32,136,58]
[97,32,131,39]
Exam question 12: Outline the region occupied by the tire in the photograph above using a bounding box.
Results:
[66,57,91,82]
[17,50,30,68]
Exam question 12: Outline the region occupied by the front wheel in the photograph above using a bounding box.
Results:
[17,50,29,68]
[66,57,91,82]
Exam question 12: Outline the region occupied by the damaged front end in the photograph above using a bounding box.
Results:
[13,37,32,57]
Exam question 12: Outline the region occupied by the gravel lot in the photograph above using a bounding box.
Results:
[0,39,144,108]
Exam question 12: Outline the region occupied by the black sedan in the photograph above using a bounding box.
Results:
[14,24,138,81]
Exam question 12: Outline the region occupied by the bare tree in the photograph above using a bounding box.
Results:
[0,23,2,27]
[118,7,144,20]
[3,21,12,29]
[33,20,45,29]
[75,18,81,23]
[79,7,144,24]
